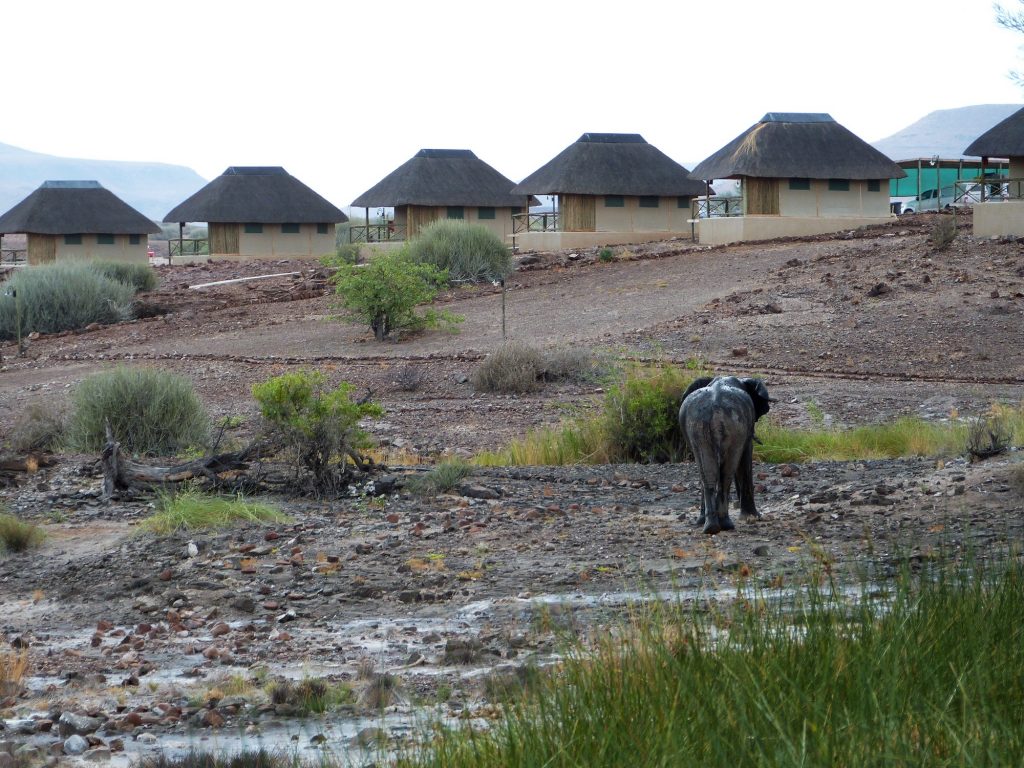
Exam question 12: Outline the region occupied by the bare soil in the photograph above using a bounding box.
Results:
[0,212,1022,760]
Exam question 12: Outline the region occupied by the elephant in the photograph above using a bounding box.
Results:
[678,376,773,535]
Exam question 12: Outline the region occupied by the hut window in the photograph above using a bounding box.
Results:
[789,178,811,191]
[129,234,141,245]
[281,223,301,234]
[828,179,850,192]
[244,223,263,234]
[867,180,881,192]
[97,234,115,245]
[64,234,82,245]
[478,207,496,220]
[446,206,465,220]
[677,197,690,208]
[317,223,330,235]
[511,206,523,214]
[639,196,659,208]
[604,196,625,208]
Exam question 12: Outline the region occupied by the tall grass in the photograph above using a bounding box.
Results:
[407,220,512,283]
[90,260,159,292]
[0,262,135,339]
[140,490,289,534]
[404,560,1024,767]
[67,366,209,455]
[0,511,45,553]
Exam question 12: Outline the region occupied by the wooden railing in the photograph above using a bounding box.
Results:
[691,196,744,219]
[169,238,209,261]
[512,212,560,234]
[348,223,407,243]
[0,248,26,264]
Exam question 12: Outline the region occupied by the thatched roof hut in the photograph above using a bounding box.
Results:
[512,133,706,197]
[964,106,1024,158]
[690,113,906,181]
[164,167,346,224]
[352,149,530,208]
[0,180,159,235]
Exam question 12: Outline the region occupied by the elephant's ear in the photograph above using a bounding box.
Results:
[741,378,773,420]
[681,376,715,403]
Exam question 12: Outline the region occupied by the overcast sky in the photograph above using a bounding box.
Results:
[4,0,1023,212]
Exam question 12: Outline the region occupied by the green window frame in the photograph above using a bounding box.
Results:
[789,178,811,191]
[604,195,625,208]
[446,206,464,220]
[511,206,523,215]
[317,223,329,235]
[477,206,496,220]
[129,234,141,245]
[677,196,690,208]
[97,234,115,245]
[64,234,82,245]
[638,196,659,208]
[244,223,263,234]
[281,223,300,234]
[828,179,850,192]
[867,180,881,192]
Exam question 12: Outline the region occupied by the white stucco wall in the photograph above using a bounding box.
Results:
[233,224,336,259]
[778,179,890,217]
[697,215,894,246]
[973,200,1024,237]
[513,229,694,251]
[593,196,692,232]
[52,234,149,263]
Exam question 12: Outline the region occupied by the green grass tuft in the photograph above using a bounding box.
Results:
[407,219,512,283]
[141,491,289,534]
[67,366,209,456]
[406,459,473,495]
[90,260,158,292]
[0,512,45,553]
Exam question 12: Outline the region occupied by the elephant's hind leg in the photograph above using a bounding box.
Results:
[736,440,761,521]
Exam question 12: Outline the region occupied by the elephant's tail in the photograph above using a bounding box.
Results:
[715,443,731,517]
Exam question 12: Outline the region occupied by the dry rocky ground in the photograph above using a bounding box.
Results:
[0,212,1022,764]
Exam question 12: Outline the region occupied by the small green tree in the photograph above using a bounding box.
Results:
[252,370,383,491]
[324,248,462,341]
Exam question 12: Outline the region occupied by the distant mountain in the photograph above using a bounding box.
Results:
[872,104,1021,160]
[0,142,207,221]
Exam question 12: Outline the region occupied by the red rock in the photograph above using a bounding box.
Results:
[96,620,113,632]
[262,601,280,610]
[264,531,280,541]
[202,645,221,660]
[200,710,224,728]
[158,569,173,582]
[210,623,230,637]
[385,514,400,523]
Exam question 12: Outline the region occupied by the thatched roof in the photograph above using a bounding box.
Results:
[352,149,533,208]
[164,167,346,224]
[964,105,1024,157]
[690,114,906,181]
[0,181,159,235]
[511,133,706,197]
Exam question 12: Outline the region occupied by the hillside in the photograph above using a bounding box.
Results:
[872,103,1021,160]
[0,142,206,220]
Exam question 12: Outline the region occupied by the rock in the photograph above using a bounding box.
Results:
[63,735,89,756]
[517,254,540,266]
[866,282,891,297]
[0,753,12,768]
[58,712,102,736]
[210,622,230,637]
[192,709,225,728]
[779,465,799,478]
[230,596,256,613]
[752,545,771,557]
[83,747,112,762]
[731,346,748,357]
[276,610,297,623]
[459,484,499,500]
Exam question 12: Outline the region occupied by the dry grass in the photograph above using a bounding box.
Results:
[0,512,45,553]
[0,648,29,697]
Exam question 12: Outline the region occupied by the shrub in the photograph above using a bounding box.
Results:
[407,220,513,283]
[333,243,361,265]
[135,750,287,768]
[930,215,957,250]
[8,400,67,453]
[0,262,135,340]
[966,410,1012,461]
[598,248,615,263]
[90,261,158,292]
[267,677,352,715]
[0,512,45,553]
[325,248,461,341]
[406,459,473,496]
[602,366,698,463]
[394,363,426,392]
[0,647,29,698]
[542,347,611,384]
[67,366,209,455]
[1010,464,1024,497]
[141,491,288,534]
[472,342,546,394]
[252,370,383,490]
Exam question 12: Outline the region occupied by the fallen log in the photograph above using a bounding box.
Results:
[101,436,269,500]
[0,454,58,472]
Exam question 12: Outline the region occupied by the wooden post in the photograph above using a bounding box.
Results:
[501,278,506,340]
